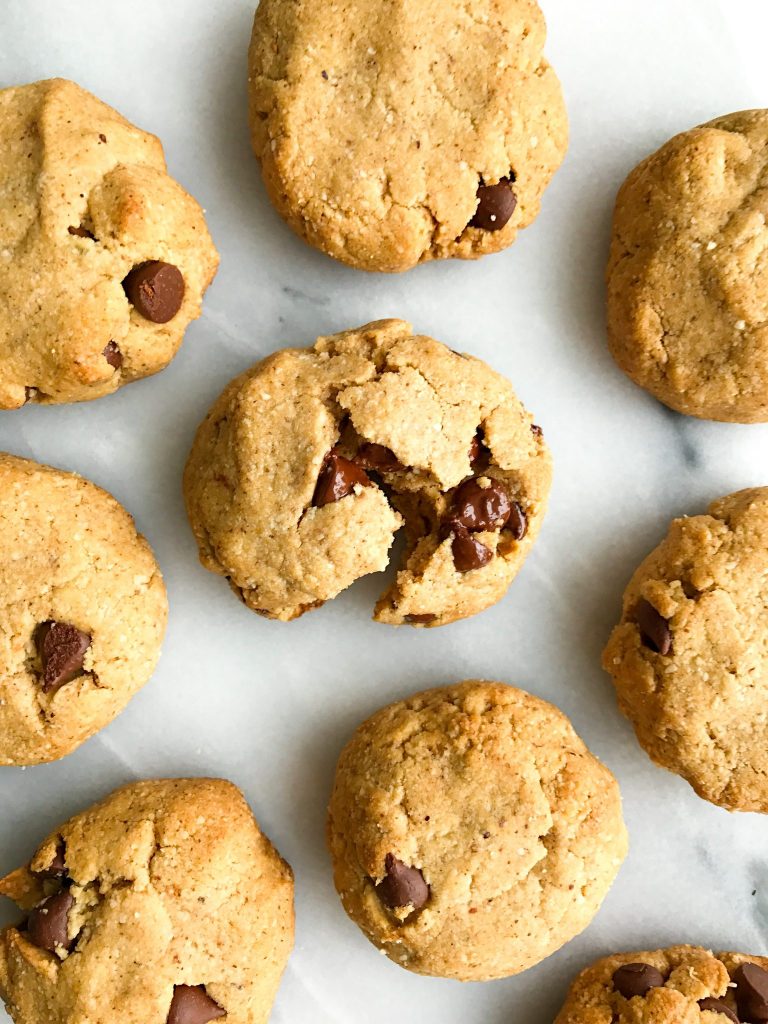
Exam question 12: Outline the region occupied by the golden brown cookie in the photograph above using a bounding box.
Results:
[326,681,627,980]
[555,945,768,1024]
[607,110,768,422]
[0,452,168,765]
[0,79,219,408]
[603,487,768,812]
[183,319,551,626]
[248,0,568,272]
[0,778,294,1024]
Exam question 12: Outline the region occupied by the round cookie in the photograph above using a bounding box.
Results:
[603,487,768,813]
[326,681,627,980]
[0,778,294,1024]
[183,319,551,626]
[248,0,568,272]
[607,110,768,422]
[0,452,168,765]
[0,78,219,408]
[555,945,768,1024]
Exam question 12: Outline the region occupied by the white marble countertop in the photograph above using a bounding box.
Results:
[2,1,768,1021]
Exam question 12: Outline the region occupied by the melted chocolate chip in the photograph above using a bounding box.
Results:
[68,225,95,239]
[449,479,511,532]
[735,963,768,1022]
[36,622,91,694]
[699,998,739,1022]
[123,261,185,323]
[451,525,493,573]
[354,443,403,472]
[27,890,75,954]
[470,179,517,231]
[635,599,673,656]
[507,502,528,541]
[103,340,123,369]
[376,854,429,913]
[312,450,370,507]
[612,963,665,999]
[167,985,226,1024]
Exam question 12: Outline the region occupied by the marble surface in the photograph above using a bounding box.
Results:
[2,1,768,1021]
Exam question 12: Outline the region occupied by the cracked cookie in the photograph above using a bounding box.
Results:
[326,681,627,980]
[555,945,768,1024]
[0,778,294,1024]
[0,452,167,765]
[183,319,551,626]
[247,0,568,272]
[0,78,219,408]
[603,487,768,812]
[607,109,768,422]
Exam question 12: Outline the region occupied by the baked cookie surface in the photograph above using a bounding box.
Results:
[326,681,627,980]
[248,0,568,272]
[0,452,168,765]
[0,78,219,408]
[607,110,768,422]
[555,945,768,1024]
[0,778,294,1024]
[603,487,768,812]
[183,319,551,626]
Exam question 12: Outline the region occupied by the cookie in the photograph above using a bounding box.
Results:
[555,945,768,1024]
[248,0,568,272]
[183,319,551,626]
[603,487,768,812]
[326,681,627,980]
[0,452,168,765]
[0,778,294,1024]
[0,79,219,408]
[607,110,768,422]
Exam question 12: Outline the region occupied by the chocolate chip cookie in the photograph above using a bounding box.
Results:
[603,487,768,812]
[0,79,219,408]
[0,452,167,765]
[607,110,768,422]
[183,319,551,626]
[326,681,627,980]
[555,946,768,1024]
[0,778,294,1024]
[248,0,568,272]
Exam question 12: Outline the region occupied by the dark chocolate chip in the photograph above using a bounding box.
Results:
[36,621,91,694]
[699,998,739,1022]
[507,502,527,541]
[735,963,768,1022]
[354,443,403,472]
[34,840,66,879]
[469,433,483,465]
[167,985,226,1024]
[376,854,429,913]
[635,598,673,656]
[531,424,543,438]
[612,963,665,999]
[103,340,123,369]
[312,449,370,507]
[450,478,511,532]
[451,524,493,573]
[68,225,94,239]
[98,133,107,143]
[470,179,517,232]
[321,70,329,80]
[123,261,185,323]
[27,890,75,954]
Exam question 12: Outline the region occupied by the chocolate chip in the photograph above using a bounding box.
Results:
[103,340,123,369]
[27,890,75,954]
[36,621,91,694]
[98,133,107,143]
[612,963,665,999]
[531,424,543,438]
[376,854,429,913]
[68,225,94,239]
[449,479,511,532]
[635,598,673,656]
[735,963,768,1022]
[470,179,517,231]
[451,524,493,572]
[312,449,370,507]
[167,985,226,1024]
[699,998,739,1022]
[405,614,436,624]
[321,70,329,80]
[34,840,66,879]
[123,261,185,323]
[354,443,403,472]
[507,502,527,541]
[469,432,483,465]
